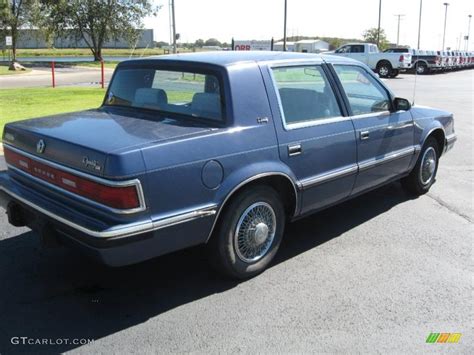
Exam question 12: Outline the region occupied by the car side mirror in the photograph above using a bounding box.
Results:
[393,97,411,111]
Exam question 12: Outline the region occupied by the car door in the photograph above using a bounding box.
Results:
[262,63,357,215]
[330,64,415,195]
[334,45,350,57]
[349,44,368,65]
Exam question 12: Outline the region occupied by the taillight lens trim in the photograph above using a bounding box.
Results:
[4,145,146,214]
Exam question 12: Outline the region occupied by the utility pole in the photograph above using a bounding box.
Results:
[467,15,472,50]
[442,2,449,51]
[283,0,287,51]
[168,0,173,47]
[376,0,382,47]
[417,0,423,49]
[394,14,405,45]
[171,0,177,54]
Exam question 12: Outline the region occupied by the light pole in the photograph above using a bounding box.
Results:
[171,0,177,54]
[442,2,449,50]
[394,14,405,45]
[283,0,287,51]
[417,0,423,49]
[467,15,472,50]
[377,0,382,47]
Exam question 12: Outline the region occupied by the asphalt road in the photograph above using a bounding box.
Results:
[0,70,472,353]
[0,66,114,88]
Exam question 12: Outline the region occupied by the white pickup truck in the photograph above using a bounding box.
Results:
[329,43,412,78]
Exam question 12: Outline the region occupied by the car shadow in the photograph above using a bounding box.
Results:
[0,182,414,353]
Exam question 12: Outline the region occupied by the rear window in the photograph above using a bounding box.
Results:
[105,67,224,122]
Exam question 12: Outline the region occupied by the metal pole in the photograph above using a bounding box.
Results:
[168,0,173,47]
[442,3,449,51]
[394,14,405,45]
[51,61,55,88]
[467,15,472,50]
[377,0,382,47]
[171,0,177,54]
[100,60,105,89]
[417,0,423,49]
[283,0,287,52]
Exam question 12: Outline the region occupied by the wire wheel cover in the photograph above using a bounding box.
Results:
[234,202,277,263]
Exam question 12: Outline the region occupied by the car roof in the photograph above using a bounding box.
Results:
[121,51,358,68]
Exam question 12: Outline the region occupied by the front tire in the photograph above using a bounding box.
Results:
[208,185,286,279]
[401,137,439,195]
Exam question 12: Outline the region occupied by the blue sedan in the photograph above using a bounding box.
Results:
[0,52,456,279]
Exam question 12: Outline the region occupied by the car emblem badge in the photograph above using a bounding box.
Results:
[36,139,45,154]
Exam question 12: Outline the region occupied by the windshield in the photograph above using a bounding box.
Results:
[105,67,224,122]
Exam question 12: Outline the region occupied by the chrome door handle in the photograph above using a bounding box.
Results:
[288,144,302,156]
[360,131,370,140]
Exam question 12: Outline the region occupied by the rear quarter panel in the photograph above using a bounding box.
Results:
[140,62,296,243]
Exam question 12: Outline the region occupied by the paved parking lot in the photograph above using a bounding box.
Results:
[0,70,472,353]
[0,66,114,88]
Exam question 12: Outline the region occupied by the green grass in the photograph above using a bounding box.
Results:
[14,48,168,57]
[11,47,199,58]
[0,65,31,75]
[0,87,105,135]
[0,87,207,135]
[180,73,206,82]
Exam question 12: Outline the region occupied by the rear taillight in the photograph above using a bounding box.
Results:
[5,148,141,210]
[399,55,404,62]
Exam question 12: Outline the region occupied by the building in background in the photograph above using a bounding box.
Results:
[273,39,329,53]
[273,41,295,52]
[294,39,329,53]
[232,40,273,51]
[15,29,154,49]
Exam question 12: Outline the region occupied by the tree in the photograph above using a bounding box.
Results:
[42,0,159,61]
[362,27,389,50]
[154,41,169,48]
[0,0,41,63]
[204,38,221,47]
[194,39,204,48]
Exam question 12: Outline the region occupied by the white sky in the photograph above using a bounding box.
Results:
[144,0,474,50]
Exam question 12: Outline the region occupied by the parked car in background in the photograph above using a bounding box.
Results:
[330,43,412,78]
[436,51,449,69]
[414,49,443,73]
[0,52,456,279]
[384,48,442,74]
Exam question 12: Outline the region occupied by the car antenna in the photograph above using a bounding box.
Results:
[412,52,418,106]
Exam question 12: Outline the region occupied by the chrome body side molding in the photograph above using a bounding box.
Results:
[444,133,457,153]
[0,184,216,240]
[300,165,358,189]
[358,146,417,171]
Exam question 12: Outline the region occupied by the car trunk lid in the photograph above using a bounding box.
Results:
[2,107,214,178]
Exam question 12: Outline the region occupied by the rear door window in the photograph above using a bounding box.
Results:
[272,65,342,127]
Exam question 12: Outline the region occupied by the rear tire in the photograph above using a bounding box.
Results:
[208,185,286,279]
[401,137,439,195]
[415,62,429,75]
[377,61,392,78]
[389,69,399,78]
